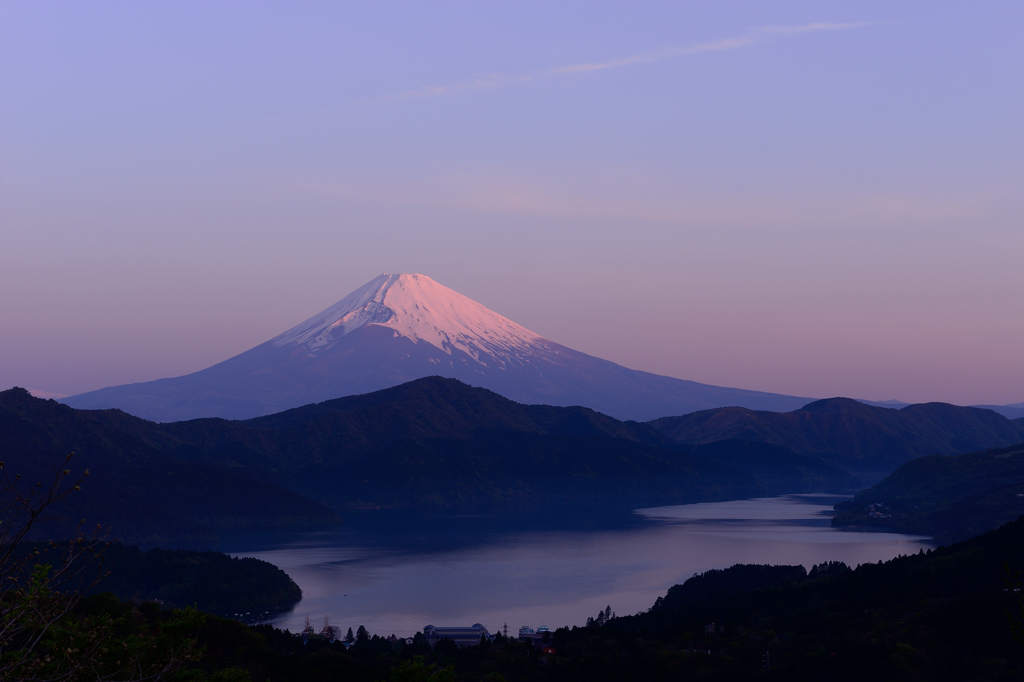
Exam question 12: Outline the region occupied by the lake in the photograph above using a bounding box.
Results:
[231,494,930,638]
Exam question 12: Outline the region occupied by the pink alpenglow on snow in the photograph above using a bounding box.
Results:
[273,274,542,364]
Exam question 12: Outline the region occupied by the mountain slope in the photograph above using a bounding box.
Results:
[649,397,1024,473]
[116,377,847,509]
[550,514,1024,681]
[103,377,674,480]
[831,441,1024,543]
[5,379,857,527]
[0,388,341,545]
[972,403,1024,419]
[62,273,811,422]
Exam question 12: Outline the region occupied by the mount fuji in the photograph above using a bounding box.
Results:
[64,273,812,422]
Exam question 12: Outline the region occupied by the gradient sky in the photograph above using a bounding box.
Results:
[2,1,1022,405]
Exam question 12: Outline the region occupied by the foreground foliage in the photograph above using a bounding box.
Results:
[1,455,205,681]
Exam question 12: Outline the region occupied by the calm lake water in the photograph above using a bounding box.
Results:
[232,494,930,638]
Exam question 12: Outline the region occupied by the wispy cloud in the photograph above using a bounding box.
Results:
[309,170,999,230]
[757,22,875,35]
[389,73,533,101]
[554,37,754,75]
[388,21,874,101]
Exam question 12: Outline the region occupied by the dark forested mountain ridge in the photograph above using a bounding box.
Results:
[326,430,769,510]
[648,397,1024,473]
[22,541,302,616]
[104,378,860,508]
[12,377,1017,539]
[832,441,1024,543]
[0,387,341,544]
[678,439,860,494]
[158,375,674,476]
[1,379,860,540]
[539,513,1024,681]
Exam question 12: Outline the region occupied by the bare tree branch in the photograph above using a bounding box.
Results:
[0,453,199,681]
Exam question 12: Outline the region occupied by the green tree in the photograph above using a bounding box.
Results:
[432,637,458,657]
[389,659,454,682]
[0,454,201,681]
[409,631,430,655]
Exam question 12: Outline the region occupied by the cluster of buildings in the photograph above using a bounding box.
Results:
[417,623,558,647]
[423,623,554,649]
[423,623,490,647]
[865,502,893,519]
[300,616,557,652]
[516,625,551,642]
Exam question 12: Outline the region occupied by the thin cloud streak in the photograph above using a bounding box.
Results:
[757,22,875,34]
[307,170,1001,232]
[554,37,753,75]
[388,22,874,100]
[386,73,534,101]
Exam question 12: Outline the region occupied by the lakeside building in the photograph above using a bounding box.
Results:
[518,625,551,642]
[423,623,489,647]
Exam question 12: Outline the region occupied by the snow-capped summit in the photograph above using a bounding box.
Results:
[64,273,811,422]
[272,273,541,364]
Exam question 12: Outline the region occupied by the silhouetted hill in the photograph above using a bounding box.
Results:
[326,430,766,509]
[973,403,1024,419]
[1,379,859,538]
[146,378,856,509]
[649,397,1024,473]
[137,379,788,510]
[154,376,672,477]
[0,387,341,545]
[542,513,1024,680]
[832,441,1024,543]
[64,376,667,477]
[680,440,860,493]
[23,541,301,616]
[655,563,809,607]
[249,374,668,440]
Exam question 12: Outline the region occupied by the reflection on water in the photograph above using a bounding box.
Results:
[233,495,930,637]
